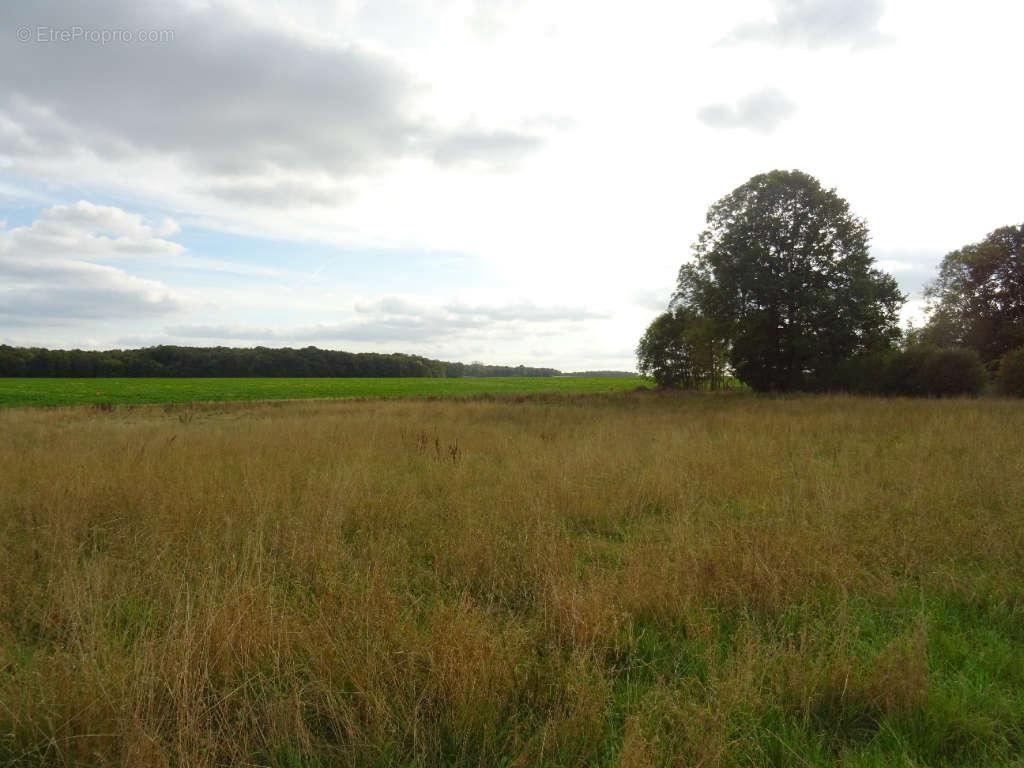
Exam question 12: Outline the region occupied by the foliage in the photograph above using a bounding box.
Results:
[833,349,898,395]
[996,347,1024,397]
[635,307,727,388]
[0,344,560,379]
[669,170,904,392]
[923,224,1024,365]
[923,347,989,396]
[839,345,987,397]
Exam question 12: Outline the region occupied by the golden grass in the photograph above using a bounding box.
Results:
[1,393,1023,766]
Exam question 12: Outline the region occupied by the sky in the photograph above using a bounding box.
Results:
[1,0,1022,371]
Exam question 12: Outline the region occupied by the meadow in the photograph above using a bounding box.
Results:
[0,376,646,408]
[1,392,1022,766]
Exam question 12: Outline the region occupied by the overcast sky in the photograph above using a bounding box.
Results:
[2,0,1021,371]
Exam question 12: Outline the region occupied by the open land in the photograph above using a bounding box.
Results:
[1,392,1022,766]
[0,377,647,408]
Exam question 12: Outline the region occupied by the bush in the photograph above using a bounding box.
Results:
[837,346,987,397]
[923,348,987,396]
[996,347,1024,397]
[833,350,896,395]
[881,346,935,396]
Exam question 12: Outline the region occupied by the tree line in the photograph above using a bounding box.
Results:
[638,169,1024,396]
[0,345,561,379]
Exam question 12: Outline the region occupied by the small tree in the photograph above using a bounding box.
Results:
[636,307,725,388]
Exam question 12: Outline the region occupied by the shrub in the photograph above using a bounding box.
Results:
[923,348,988,397]
[881,346,935,396]
[996,347,1024,397]
[833,350,896,395]
[838,346,987,397]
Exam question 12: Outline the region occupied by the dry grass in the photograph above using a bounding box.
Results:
[1,392,1023,766]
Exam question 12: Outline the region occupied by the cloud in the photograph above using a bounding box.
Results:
[0,0,545,197]
[469,0,525,38]
[168,297,608,344]
[724,0,889,50]
[4,201,184,261]
[441,301,605,322]
[32,200,182,243]
[355,297,606,324]
[697,88,798,134]
[205,179,349,208]
[353,297,426,317]
[0,202,183,324]
[630,289,672,313]
[872,247,944,299]
[166,321,444,344]
[430,130,546,170]
[0,179,47,202]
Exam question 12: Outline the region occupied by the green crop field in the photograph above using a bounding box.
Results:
[0,376,649,407]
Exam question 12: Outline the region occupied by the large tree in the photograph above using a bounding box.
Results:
[923,224,1024,366]
[676,170,904,391]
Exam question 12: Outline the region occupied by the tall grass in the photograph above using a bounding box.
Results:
[1,393,1022,766]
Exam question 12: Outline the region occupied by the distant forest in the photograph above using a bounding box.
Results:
[0,345,562,378]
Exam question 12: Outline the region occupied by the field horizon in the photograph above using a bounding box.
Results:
[2,391,1022,766]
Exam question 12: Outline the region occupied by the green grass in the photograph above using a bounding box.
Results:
[0,376,649,407]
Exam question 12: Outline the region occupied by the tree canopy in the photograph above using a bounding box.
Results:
[636,307,726,389]
[642,170,904,391]
[922,224,1024,366]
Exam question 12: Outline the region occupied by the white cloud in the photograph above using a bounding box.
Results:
[27,201,184,252]
[724,0,890,50]
[631,288,673,313]
[697,88,798,134]
[205,179,351,208]
[873,248,945,299]
[0,179,46,202]
[0,0,546,193]
[168,296,608,345]
[0,202,183,324]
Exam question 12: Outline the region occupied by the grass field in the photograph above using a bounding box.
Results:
[2,392,1023,766]
[0,376,648,408]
